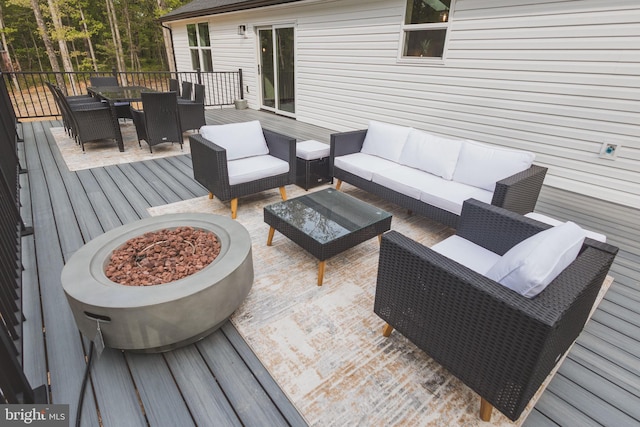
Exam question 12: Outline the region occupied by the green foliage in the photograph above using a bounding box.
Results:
[1,0,192,71]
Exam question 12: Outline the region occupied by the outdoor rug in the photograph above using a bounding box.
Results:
[50,124,192,171]
[148,183,613,426]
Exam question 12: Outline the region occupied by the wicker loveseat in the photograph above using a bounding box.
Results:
[330,121,547,227]
[374,199,618,421]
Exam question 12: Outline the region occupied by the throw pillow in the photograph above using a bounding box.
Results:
[360,120,412,162]
[200,120,269,161]
[485,221,586,298]
[452,140,535,192]
[399,129,462,180]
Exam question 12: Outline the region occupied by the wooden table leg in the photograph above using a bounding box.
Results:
[208,192,213,199]
[317,261,326,286]
[378,234,383,244]
[267,227,275,246]
[279,186,287,201]
[335,179,342,190]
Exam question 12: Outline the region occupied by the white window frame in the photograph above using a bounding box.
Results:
[397,0,455,64]
[187,22,213,71]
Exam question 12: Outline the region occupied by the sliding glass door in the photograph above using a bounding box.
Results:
[258,26,295,116]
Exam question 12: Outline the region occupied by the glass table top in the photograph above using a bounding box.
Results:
[264,188,392,245]
[88,86,157,101]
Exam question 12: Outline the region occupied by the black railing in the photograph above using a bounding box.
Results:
[0,72,46,404]
[2,69,244,120]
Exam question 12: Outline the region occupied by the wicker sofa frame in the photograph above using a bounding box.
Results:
[330,129,548,228]
[189,129,296,218]
[374,198,618,421]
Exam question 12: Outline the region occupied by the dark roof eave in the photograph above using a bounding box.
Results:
[159,0,304,23]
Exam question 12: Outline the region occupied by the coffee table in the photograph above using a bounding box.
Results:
[264,188,392,285]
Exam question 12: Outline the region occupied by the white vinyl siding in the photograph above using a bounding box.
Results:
[165,0,640,208]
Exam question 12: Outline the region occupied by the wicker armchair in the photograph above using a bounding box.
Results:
[178,83,206,132]
[130,92,183,153]
[180,81,193,101]
[374,199,618,422]
[48,83,118,151]
[189,121,296,219]
[169,78,180,96]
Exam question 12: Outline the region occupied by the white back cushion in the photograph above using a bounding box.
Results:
[399,129,462,180]
[360,120,412,162]
[200,120,269,161]
[453,140,535,191]
[485,221,586,298]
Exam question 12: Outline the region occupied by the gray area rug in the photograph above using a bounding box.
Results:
[148,183,612,426]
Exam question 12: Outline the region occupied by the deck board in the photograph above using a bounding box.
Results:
[17,110,640,426]
[125,352,196,427]
[164,344,242,426]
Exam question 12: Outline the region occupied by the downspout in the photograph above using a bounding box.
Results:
[160,23,177,73]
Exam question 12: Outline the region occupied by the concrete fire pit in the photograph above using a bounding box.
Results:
[61,213,253,353]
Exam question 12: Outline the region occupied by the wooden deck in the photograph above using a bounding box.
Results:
[17,108,640,426]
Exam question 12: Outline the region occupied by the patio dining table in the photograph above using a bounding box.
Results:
[87,85,158,151]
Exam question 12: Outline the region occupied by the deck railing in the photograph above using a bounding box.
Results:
[0,72,46,404]
[2,69,244,120]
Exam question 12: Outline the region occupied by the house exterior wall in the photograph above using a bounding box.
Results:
[165,0,640,209]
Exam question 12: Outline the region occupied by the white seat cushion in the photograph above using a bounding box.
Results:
[333,152,398,181]
[297,140,330,160]
[453,140,535,192]
[485,221,587,298]
[200,120,269,161]
[417,178,493,215]
[371,166,427,199]
[432,235,501,275]
[360,121,412,162]
[227,155,289,186]
[399,129,462,180]
[525,212,606,242]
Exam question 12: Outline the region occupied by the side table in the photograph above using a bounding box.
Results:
[295,140,332,190]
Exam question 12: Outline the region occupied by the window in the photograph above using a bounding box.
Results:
[401,0,453,59]
[187,23,213,71]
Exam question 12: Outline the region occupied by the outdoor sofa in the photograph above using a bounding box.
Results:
[374,198,618,421]
[330,121,547,227]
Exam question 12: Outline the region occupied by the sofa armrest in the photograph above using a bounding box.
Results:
[329,129,367,172]
[491,164,547,215]
[189,133,231,199]
[374,230,617,420]
[263,128,296,181]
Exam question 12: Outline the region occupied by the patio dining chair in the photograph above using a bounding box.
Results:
[48,83,119,151]
[169,78,180,96]
[130,91,183,153]
[180,81,193,102]
[374,199,618,422]
[89,76,132,120]
[178,83,206,132]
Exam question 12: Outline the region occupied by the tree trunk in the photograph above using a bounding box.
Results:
[105,0,126,81]
[29,31,45,72]
[79,6,98,72]
[156,0,175,72]
[47,0,78,94]
[30,0,65,89]
[0,4,20,90]
[121,0,139,72]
